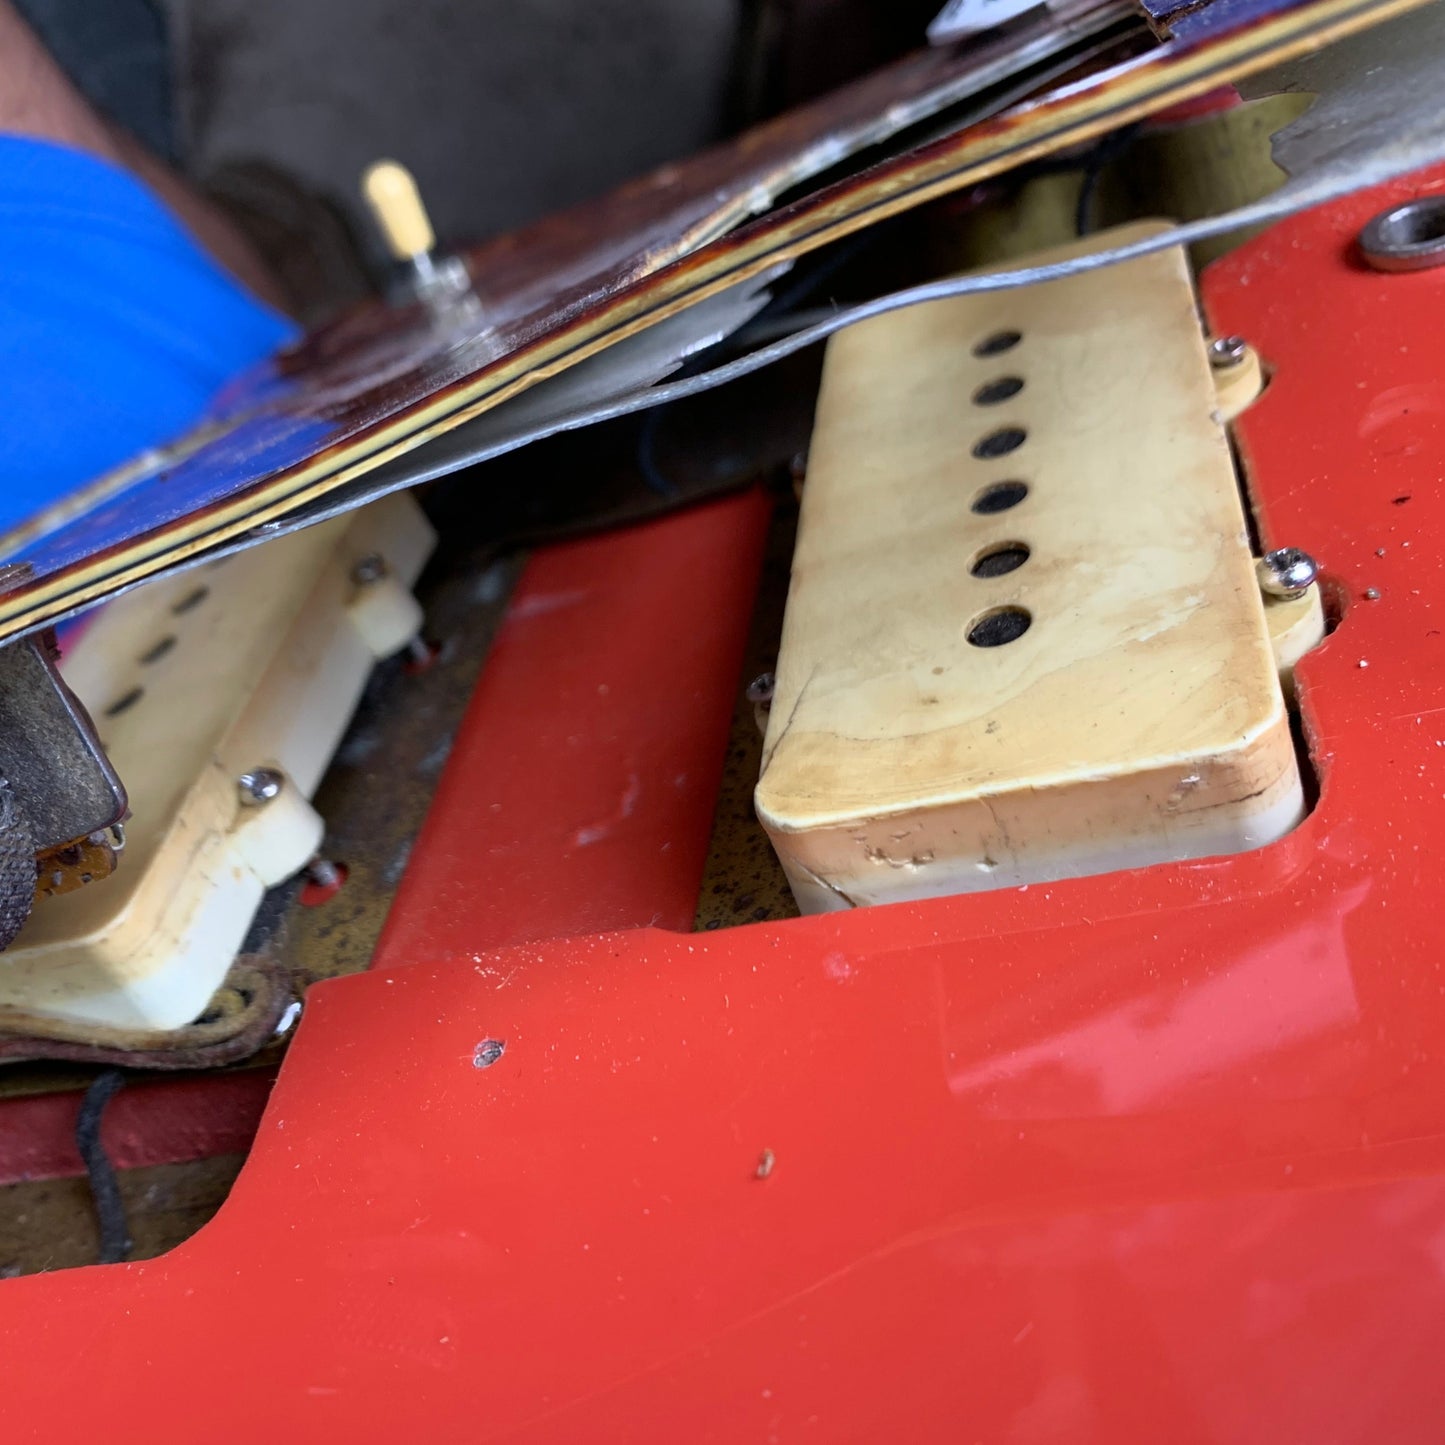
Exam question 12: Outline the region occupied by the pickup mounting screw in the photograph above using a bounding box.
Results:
[351,552,387,586]
[1256,548,1319,599]
[237,767,284,806]
[1208,335,1249,368]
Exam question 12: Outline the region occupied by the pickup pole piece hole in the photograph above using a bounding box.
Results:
[967,606,1032,647]
[171,585,209,615]
[972,376,1024,406]
[973,329,1022,357]
[105,687,144,717]
[138,635,177,665]
[970,543,1030,578]
[971,480,1028,514]
[973,426,1027,460]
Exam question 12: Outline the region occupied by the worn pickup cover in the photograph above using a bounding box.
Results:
[756,225,1304,911]
[0,495,433,1037]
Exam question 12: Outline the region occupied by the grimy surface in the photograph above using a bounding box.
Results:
[0,0,1427,644]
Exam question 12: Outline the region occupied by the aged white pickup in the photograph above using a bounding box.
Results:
[0,493,434,1038]
[756,224,1317,913]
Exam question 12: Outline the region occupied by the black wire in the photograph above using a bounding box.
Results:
[1075,121,1143,237]
[633,223,889,493]
[75,1069,132,1265]
[746,224,883,328]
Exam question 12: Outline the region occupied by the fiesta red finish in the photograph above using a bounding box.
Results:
[375,487,771,958]
[0,492,769,1189]
[3,170,1445,1442]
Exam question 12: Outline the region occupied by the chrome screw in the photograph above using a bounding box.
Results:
[746,672,776,706]
[1256,547,1319,599]
[237,767,284,806]
[305,857,344,890]
[1208,335,1249,368]
[351,552,387,586]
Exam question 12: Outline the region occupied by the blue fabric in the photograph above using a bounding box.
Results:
[0,135,295,532]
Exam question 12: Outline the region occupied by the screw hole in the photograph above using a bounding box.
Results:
[473,1038,506,1069]
[966,606,1032,647]
[973,329,1022,357]
[972,376,1024,406]
[138,635,177,665]
[1394,206,1445,244]
[1359,196,1445,270]
[970,542,1030,578]
[104,686,144,718]
[970,480,1029,514]
[972,426,1027,460]
[171,585,209,615]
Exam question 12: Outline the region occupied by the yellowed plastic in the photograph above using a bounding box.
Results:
[0,494,435,1035]
[362,158,436,260]
[757,226,1307,912]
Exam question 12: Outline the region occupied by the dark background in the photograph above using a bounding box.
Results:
[16,0,941,260]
